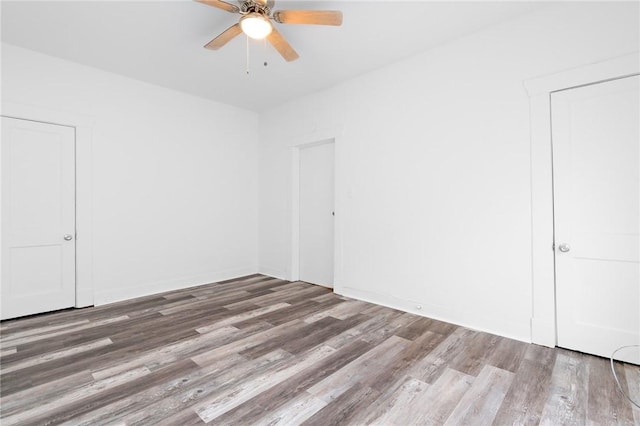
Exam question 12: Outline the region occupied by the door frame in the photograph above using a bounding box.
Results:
[289,127,342,290]
[524,52,639,347]
[1,102,95,308]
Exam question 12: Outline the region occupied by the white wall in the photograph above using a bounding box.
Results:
[2,44,259,305]
[258,2,640,342]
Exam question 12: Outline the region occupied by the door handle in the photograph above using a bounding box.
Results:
[558,243,571,252]
[63,234,73,241]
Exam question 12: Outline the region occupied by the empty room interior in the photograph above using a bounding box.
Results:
[1,0,639,424]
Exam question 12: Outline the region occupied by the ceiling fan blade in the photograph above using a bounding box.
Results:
[204,23,242,50]
[273,10,342,26]
[267,27,299,62]
[195,0,239,14]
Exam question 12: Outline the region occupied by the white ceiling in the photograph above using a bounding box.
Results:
[1,1,543,111]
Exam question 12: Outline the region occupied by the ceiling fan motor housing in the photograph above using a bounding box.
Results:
[240,0,271,17]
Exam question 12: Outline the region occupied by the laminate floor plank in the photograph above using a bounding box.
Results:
[2,364,154,425]
[205,278,289,296]
[394,316,437,340]
[281,313,371,355]
[1,274,638,425]
[65,296,173,321]
[239,316,340,359]
[7,313,160,357]
[444,364,514,425]
[90,325,242,380]
[222,283,324,311]
[485,336,529,373]
[210,339,374,425]
[0,296,160,332]
[2,314,133,356]
[447,330,503,377]
[626,363,640,424]
[0,369,95,417]
[405,327,476,384]
[358,311,422,346]
[491,344,557,425]
[365,375,430,425]
[422,317,459,336]
[301,382,381,426]
[539,349,590,425]
[1,337,113,374]
[195,345,339,423]
[3,326,201,394]
[16,360,199,426]
[322,311,404,350]
[308,335,410,403]
[1,319,90,342]
[364,330,448,392]
[124,350,292,426]
[194,302,291,333]
[586,355,635,425]
[190,319,304,367]
[251,391,327,426]
[303,299,370,323]
[409,367,475,425]
[238,298,343,328]
[157,291,258,315]
[67,354,248,426]
[259,283,333,307]
[153,407,207,426]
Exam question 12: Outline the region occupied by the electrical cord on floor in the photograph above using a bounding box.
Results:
[610,344,640,409]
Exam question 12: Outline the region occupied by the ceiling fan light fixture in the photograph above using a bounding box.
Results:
[240,13,272,39]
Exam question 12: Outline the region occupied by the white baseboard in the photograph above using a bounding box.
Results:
[336,285,532,344]
[93,266,258,305]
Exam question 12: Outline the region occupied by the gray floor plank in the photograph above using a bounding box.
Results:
[539,349,590,425]
[491,344,557,426]
[444,364,514,425]
[586,355,635,425]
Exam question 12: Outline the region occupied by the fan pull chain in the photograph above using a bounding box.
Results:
[246,35,250,74]
[263,38,268,67]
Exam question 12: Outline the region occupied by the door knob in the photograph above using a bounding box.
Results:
[558,243,571,252]
[64,234,73,241]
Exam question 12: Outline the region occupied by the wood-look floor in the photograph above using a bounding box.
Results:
[1,275,639,425]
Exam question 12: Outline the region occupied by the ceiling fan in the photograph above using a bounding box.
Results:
[196,0,343,62]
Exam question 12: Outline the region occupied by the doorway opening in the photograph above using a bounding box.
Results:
[291,139,335,288]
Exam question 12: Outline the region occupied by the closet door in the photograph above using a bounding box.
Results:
[552,75,639,364]
[299,142,335,288]
[1,117,76,319]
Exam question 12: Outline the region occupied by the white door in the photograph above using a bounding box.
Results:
[1,117,76,320]
[299,142,334,288]
[552,75,639,364]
